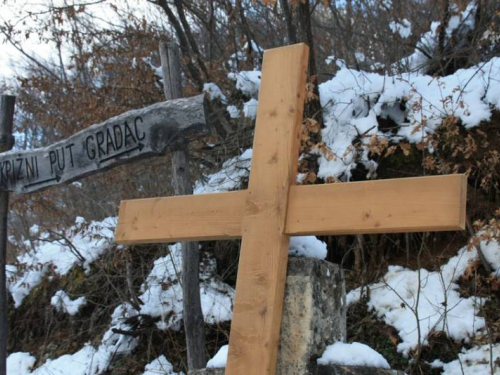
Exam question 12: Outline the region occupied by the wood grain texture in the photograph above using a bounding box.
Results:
[286,174,467,235]
[115,174,466,244]
[0,95,15,375]
[159,41,207,371]
[115,190,245,244]
[225,43,309,375]
[0,95,209,194]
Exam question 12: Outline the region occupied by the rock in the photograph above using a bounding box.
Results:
[278,257,346,375]
[315,364,405,375]
[190,369,224,375]
[189,259,404,374]
[190,258,347,375]
[190,364,405,375]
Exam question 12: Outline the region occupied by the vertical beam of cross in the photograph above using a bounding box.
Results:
[225,44,309,375]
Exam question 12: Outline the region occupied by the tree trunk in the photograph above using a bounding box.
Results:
[0,95,16,375]
[159,42,207,371]
[280,0,297,44]
[157,0,205,90]
[296,0,322,124]
[173,0,210,80]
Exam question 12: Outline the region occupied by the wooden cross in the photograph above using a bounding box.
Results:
[115,44,466,375]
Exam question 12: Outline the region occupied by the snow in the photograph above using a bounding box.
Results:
[317,342,390,369]
[389,19,412,39]
[479,237,500,276]
[347,246,485,356]
[138,243,234,331]
[355,52,366,63]
[317,57,500,180]
[227,41,263,71]
[31,345,101,375]
[29,225,39,236]
[346,288,363,307]
[398,3,476,73]
[15,303,139,375]
[289,236,327,260]
[7,216,116,307]
[207,345,228,368]
[222,10,499,184]
[432,343,500,374]
[7,352,35,375]
[143,355,182,375]
[203,83,227,103]
[227,71,261,98]
[227,105,240,119]
[7,240,233,373]
[194,149,252,194]
[243,98,258,119]
[51,290,87,316]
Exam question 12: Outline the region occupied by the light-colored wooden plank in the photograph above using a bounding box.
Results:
[225,44,309,375]
[115,190,245,244]
[115,174,466,244]
[286,174,467,235]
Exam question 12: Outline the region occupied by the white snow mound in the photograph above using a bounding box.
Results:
[317,342,390,369]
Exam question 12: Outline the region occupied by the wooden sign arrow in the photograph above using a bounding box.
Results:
[0,94,211,194]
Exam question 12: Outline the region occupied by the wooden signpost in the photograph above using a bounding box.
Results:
[0,90,213,375]
[0,95,210,194]
[115,44,467,375]
[159,42,207,370]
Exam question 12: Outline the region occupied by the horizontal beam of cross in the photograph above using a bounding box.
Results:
[115,174,466,245]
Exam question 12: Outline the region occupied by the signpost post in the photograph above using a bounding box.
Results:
[159,41,207,371]
[115,44,467,375]
[0,95,16,375]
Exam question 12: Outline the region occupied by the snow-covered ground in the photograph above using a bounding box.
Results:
[137,243,234,331]
[347,245,485,355]
[7,217,116,308]
[6,206,327,375]
[7,193,500,374]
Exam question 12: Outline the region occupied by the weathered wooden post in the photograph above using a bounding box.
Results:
[0,95,15,375]
[159,42,207,370]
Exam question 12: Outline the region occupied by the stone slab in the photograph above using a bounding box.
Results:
[315,365,405,375]
[189,257,404,374]
[191,257,348,375]
[278,257,346,374]
[190,365,405,375]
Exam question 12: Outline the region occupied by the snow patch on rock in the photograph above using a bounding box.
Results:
[317,342,390,369]
[289,236,327,260]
